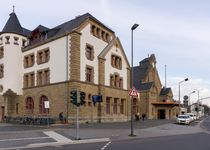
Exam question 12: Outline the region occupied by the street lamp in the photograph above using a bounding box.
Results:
[194,89,200,116]
[130,23,139,137]
[188,90,196,106]
[178,78,189,114]
[188,90,195,113]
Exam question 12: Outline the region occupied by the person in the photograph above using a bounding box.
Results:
[142,113,146,121]
[59,112,64,123]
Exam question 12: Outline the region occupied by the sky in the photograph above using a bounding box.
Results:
[0,0,210,105]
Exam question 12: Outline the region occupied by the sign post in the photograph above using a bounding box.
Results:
[44,101,50,127]
[129,87,138,137]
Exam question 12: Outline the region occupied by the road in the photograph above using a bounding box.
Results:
[0,118,210,150]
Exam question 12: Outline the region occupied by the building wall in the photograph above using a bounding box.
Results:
[80,24,107,84]
[104,44,128,90]
[0,33,27,95]
[23,36,70,84]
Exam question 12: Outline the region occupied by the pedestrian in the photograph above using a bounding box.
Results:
[59,112,64,123]
[142,113,146,121]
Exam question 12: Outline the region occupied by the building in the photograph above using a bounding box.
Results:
[133,54,179,119]
[0,11,131,123]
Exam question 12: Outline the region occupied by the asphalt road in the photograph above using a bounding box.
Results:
[0,117,209,150]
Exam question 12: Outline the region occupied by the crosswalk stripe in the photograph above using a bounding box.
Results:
[43,131,73,143]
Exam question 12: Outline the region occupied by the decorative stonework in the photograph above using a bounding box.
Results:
[70,31,81,80]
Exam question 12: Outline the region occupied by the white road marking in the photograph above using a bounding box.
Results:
[101,141,111,150]
[0,136,50,142]
[43,131,73,143]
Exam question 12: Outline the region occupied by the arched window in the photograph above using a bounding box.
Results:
[26,97,34,110]
[39,95,49,114]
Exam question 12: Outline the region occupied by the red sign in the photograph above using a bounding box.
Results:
[129,87,138,97]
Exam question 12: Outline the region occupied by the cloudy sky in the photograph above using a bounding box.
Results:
[1,0,210,105]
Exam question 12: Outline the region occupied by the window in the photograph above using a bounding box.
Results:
[37,68,50,86]
[16,103,19,114]
[22,39,26,47]
[38,71,43,86]
[44,69,50,84]
[85,44,94,60]
[106,97,111,114]
[14,37,19,45]
[0,64,4,78]
[0,47,4,59]
[111,55,122,70]
[0,37,2,45]
[24,72,35,88]
[24,74,29,88]
[30,73,35,87]
[88,94,92,107]
[24,53,35,68]
[5,36,10,44]
[120,99,125,114]
[39,95,49,114]
[90,24,111,42]
[110,75,114,86]
[113,98,118,114]
[119,78,123,88]
[26,97,34,112]
[110,73,123,89]
[86,66,94,82]
[37,48,50,64]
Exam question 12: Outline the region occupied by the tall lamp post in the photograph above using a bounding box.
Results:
[130,24,139,137]
[194,89,200,116]
[188,90,196,106]
[188,90,195,113]
[178,78,189,114]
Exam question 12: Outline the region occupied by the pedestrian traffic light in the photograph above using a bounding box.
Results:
[70,90,77,105]
[80,91,86,106]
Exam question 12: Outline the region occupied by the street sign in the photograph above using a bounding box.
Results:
[129,87,138,97]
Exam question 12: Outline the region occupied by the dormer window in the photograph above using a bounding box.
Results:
[14,37,19,45]
[22,39,26,47]
[5,36,10,44]
[90,24,112,43]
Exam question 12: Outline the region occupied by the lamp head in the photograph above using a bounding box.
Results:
[131,24,139,30]
[184,78,189,81]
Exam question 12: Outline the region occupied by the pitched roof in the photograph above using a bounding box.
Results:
[1,12,31,37]
[160,87,172,96]
[46,13,114,39]
[135,82,153,91]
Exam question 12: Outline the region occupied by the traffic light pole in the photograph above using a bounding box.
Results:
[76,106,80,140]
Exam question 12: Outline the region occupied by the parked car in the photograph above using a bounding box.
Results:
[186,113,196,121]
[176,115,192,125]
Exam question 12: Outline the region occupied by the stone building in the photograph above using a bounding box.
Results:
[133,54,179,119]
[0,11,131,122]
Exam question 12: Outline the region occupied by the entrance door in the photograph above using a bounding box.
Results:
[158,109,166,119]
[1,106,5,121]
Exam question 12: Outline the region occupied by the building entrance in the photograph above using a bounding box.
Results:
[158,109,166,119]
[1,106,5,121]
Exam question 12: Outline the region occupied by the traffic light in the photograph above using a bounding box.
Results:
[70,90,77,105]
[80,92,86,106]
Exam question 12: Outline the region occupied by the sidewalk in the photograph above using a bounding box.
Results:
[54,119,204,141]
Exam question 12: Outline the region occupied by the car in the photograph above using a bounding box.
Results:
[186,113,195,121]
[176,115,192,125]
